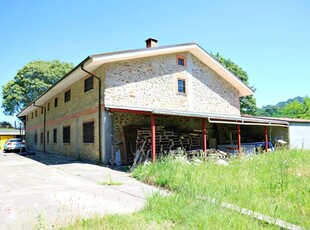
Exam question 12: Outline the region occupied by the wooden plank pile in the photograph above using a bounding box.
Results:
[135,126,203,155]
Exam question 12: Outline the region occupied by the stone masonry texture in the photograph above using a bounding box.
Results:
[25,51,241,162]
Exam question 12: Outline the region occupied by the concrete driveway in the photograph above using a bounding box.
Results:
[0,151,163,229]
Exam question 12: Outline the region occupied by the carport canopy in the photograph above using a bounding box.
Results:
[106,105,289,160]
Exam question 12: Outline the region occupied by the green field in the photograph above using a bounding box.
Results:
[63,149,310,229]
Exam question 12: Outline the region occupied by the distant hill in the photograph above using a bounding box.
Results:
[271,96,304,109]
[257,96,306,117]
[261,96,305,110]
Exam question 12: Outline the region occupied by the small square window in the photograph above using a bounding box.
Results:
[178,58,185,66]
[176,55,186,67]
[177,79,186,94]
[41,107,44,114]
[47,102,50,111]
[64,90,71,102]
[54,98,58,107]
[63,126,71,143]
[84,76,94,92]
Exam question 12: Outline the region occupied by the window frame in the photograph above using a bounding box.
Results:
[177,78,187,95]
[63,126,71,144]
[176,55,187,67]
[84,76,94,92]
[64,89,71,102]
[34,133,38,145]
[53,128,57,143]
[40,132,43,144]
[83,121,95,143]
[47,131,49,144]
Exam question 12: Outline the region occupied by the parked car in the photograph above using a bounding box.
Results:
[3,138,25,152]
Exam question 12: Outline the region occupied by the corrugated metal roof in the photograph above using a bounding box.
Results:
[0,129,25,135]
[105,104,288,127]
[242,115,310,124]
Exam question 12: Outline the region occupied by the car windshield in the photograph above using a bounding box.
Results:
[11,140,21,143]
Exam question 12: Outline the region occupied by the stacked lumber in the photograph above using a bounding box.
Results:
[135,127,203,155]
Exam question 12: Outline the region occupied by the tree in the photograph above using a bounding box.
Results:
[281,96,310,119]
[212,53,257,115]
[2,60,74,115]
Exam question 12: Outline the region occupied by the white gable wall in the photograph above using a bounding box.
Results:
[289,123,310,149]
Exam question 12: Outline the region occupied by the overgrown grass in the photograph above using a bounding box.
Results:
[62,149,310,229]
[132,149,310,228]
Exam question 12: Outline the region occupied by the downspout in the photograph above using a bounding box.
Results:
[33,103,46,153]
[81,64,102,163]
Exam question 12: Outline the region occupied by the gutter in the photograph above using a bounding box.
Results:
[33,102,46,153]
[80,64,102,163]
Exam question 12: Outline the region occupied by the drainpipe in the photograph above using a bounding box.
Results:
[81,64,102,163]
[33,103,46,153]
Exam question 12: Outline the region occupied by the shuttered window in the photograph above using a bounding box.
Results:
[83,122,94,143]
[63,126,70,143]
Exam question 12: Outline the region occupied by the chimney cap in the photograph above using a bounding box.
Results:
[145,38,158,43]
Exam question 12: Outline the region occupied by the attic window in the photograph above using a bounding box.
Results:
[64,90,71,102]
[177,78,186,94]
[84,76,94,92]
[176,55,186,67]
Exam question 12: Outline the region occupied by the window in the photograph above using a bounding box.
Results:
[26,115,29,121]
[54,97,58,107]
[176,55,186,67]
[64,90,71,102]
[84,76,94,92]
[83,121,94,143]
[47,131,49,144]
[41,107,44,114]
[177,79,186,94]
[31,113,33,119]
[178,58,185,66]
[63,126,70,143]
[47,102,50,111]
[35,110,38,117]
[53,128,57,143]
[34,133,38,144]
[40,132,43,143]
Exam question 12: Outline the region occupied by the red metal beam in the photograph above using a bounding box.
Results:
[202,118,207,151]
[264,126,268,152]
[151,114,156,162]
[108,108,152,115]
[237,124,241,152]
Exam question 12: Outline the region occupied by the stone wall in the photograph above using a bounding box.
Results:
[104,52,240,115]
[25,73,102,162]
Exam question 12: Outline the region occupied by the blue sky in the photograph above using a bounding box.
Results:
[0,0,309,125]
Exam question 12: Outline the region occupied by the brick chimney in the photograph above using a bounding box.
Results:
[145,38,158,48]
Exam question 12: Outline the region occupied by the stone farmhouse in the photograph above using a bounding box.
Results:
[18,38,290,164]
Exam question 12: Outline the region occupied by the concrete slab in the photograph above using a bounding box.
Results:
[0,151,164,229]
